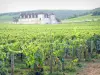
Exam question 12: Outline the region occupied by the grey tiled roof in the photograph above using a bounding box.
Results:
[20,12,54,18]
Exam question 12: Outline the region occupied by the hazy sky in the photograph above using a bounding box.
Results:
[0,0,100,13]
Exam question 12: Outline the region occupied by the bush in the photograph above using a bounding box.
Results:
[0,67,8,75]
[66,64,76,72]
[48,72,63,75]
[65,58,78,72]
[14,68,20,73]
[43,66,50,71]
[27,71,35,75]
[76,63,82,68]
[0,61,8,75]
[16,64,27,69]
[8,68,20,73]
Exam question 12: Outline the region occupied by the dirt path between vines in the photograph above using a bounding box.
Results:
[77,61,100,75]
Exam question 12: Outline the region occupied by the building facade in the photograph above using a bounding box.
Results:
[18,12,60,24]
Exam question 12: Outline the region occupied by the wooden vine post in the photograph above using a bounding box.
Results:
[87,40,91,60]
[76,48,79,59]
[84,46,87,60]
[91,41,94,57]
[50,50,53,73]
[88,40,94,59]
[11,53,14,75]
[61,57,64,71]
[96,40,100,53]
[50,43,53,74]
[72,46,74,59]
[79,45,82,61]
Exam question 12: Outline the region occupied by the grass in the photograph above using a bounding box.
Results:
[0,14,19,22]
[13,59,86,75]
[62,14,100,23]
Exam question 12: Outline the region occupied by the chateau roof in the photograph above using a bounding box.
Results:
[20,12,54,16]
[19,12,56,18]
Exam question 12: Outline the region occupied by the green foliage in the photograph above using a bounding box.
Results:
[0,67,8,75]
[0,61,8,75]
[66,58,78,72]
[0,21,100,74]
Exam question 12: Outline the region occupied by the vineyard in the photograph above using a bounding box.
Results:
[0,21,100,75]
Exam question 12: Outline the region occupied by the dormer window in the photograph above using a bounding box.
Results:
[21,15,24,18]
[29,14,31,18]
[32,14,34,18]
[25,15,27,18]
[45,14,47,18]
[20,16,22,18]
[36,14,38,18]
[34,14,37,18]
[40,18,41,20]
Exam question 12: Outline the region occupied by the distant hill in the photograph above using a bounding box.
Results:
[92,7,100,16]
[62,14,100,23]
[0,10,90,23]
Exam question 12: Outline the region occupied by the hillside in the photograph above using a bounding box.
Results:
[92,7,100,16]
[62,14,100,23]
[0,10,89,23]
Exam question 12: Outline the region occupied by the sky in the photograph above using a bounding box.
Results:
[0,0,100,13]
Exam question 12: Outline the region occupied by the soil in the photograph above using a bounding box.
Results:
[77,60,100,75]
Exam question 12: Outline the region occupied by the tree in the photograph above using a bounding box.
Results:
[13,17,18,23]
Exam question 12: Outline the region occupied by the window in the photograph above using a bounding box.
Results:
[29,14,31,18]
[45,14,48,18]
[25,15,27,18]
[40,18,41,20]
[45,14,47,18]
[36,14,38,18]
[32,14,34,18]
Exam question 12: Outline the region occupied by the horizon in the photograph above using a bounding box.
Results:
[0,9,92,14]
[0,8,98,14]
[0,0,100,13]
